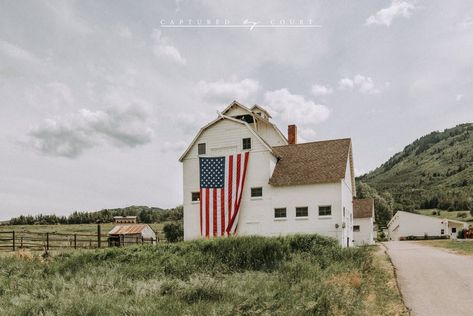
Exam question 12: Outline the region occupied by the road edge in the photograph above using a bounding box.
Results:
[381,242,412,315]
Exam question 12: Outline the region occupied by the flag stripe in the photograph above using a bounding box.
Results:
[228,155,233,224]
[205,188,210,237]
[220,188,225,236]
[199,188,203,236]
[213,188,217,237]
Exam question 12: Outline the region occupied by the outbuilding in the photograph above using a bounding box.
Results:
[108,224,156,246]
[353,198,375,245]
[387,211,468,240]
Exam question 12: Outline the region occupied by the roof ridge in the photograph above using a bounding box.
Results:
[272,137,351,148]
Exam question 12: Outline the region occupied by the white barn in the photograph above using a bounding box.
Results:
[387,211,468,240]
[180,101,356,247]
[353,198,375,245]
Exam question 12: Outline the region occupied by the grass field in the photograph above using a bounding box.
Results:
[417,209,473,223]
[0,223,165,234]
[419,240,473,255]
[0,235,406,315]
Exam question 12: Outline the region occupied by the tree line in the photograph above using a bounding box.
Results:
[6,205,183,225]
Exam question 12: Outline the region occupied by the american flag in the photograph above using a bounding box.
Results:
[199,152,250,237]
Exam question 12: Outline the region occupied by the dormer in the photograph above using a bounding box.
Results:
[251,104,272,120]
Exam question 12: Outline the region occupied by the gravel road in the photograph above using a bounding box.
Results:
[385,241,473,316]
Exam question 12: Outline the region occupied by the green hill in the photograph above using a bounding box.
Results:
[359,123,473,211]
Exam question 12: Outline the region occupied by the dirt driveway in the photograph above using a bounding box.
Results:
[385,241,473,316]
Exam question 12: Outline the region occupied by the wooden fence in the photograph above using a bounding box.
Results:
[0,229,161,252]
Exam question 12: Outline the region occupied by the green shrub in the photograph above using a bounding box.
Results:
[163,222,183,243]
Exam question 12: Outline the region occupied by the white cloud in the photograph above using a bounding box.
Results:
[160,141,187,153]
[338,75,383,94]
[311,84,333,96]
[152,29,186,65]
[366,1,416,26]
[456,94,464,101]
[0,39,38,63]
[28,104,154,158]
[44,1,92,34]
[338,78,354,90]
[264,89,330,143]
[197,77,260,103]
[117,26,132,39]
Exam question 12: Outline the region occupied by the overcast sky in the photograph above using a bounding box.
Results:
[1,0,472,219]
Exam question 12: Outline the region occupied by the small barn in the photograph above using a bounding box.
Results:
[353,198,375,245]
[387,211,468,240]
[113,216,137,224]
[108,224,156,246]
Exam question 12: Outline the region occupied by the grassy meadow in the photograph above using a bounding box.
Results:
[0,234,406,315]
[419,239,473,255]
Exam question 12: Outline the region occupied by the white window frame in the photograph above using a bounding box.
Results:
[295,206,309,219]
[191,191,200,204]
[318,205,332,218]
[274,207,287,220]
[250,187,263,199]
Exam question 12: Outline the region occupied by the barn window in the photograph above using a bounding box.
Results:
[191,192,200,202]
[318,205,332,217]
[452,227,457,233]
[441,229,444,235]
[354,225,360,232]
[242,138,251,150]
[296,207,308,217]
[274,208,286,219]
[251,187,262,198]
[198,143,206,155]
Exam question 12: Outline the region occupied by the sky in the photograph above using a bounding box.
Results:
[1,0,473,219]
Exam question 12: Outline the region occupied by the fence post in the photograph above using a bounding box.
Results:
[20,237,23,249]
[74,234,77,249]
[12,231,15,251]
[97,224,101,248]
[46,232,49,251]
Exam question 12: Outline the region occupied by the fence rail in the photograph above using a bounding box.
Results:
[0,226,162,252]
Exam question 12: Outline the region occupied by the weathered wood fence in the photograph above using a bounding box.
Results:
[0,229,160,252]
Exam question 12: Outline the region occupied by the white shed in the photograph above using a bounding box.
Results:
[387,211,468,240]
[353,198,375,245]
[108,224,157,246]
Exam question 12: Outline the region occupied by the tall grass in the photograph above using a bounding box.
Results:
[0,235,383,315]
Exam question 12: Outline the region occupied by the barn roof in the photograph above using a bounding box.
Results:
[269,138,355,190]
[108,224,149,235]
[353,198,374,219]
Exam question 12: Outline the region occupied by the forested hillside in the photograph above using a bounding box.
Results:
[359,123,473,212]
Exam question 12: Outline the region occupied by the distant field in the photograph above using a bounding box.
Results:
[0,223,164,234]
[419,240,473,255]
[417,209,473,223]
[0,223,167,251]
[0,235,407,315]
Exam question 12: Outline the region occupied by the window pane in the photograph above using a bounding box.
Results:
[243,138,251,150]
[191,192,200,201]
[198,143,206,155]
[274,208,286,218]
[296,207,308,217]
[353,225,360,232]
[251,187,262,197]
[319,206,332,216]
